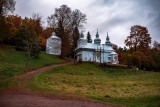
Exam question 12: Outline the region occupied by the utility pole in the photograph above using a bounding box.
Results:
[100,47,101,64]
[103,44,104,63]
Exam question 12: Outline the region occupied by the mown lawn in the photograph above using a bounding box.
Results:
[29,63,160,107]
[0,49,64,89]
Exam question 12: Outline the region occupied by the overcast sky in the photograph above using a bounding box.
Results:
[14,0,160,47]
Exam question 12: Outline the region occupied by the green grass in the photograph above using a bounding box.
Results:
[29,63,160,107]
[0,49,64,89]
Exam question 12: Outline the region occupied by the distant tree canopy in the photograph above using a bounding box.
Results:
[125,25,151,52]
[47,5,87,58]
[87,31,92,43]
[117,25,160,71]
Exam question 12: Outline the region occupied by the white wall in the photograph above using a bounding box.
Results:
[46,38,61,55]
[80,50,118,64]
[81,51,94,62]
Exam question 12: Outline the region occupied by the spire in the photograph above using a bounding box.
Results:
[79,32,84,38]
[106,31,110,41]
[105,31,111,45]
[96,28,99,38]
[94,28,101,45]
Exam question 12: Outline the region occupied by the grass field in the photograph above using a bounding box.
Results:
[0,49,64,89]
[29,63,160,107]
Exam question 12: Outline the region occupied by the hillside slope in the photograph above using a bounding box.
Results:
[30,63,160,107]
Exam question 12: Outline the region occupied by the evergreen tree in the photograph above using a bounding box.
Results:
[87,31,92,43]
[15,25,41,59]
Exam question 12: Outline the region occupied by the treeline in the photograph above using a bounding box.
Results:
[115,25,160,71]
[0,13,54,58]
[0,0,86,59]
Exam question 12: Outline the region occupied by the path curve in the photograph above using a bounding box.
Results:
[16,62,74,80]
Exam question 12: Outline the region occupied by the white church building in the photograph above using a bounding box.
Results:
[76,30,119,64]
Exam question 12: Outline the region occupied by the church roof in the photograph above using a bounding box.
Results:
[94,29,101,45]
[105,32,111,45]
[111,51,117,55]
[83,43,114,51]
[77,29,115,52]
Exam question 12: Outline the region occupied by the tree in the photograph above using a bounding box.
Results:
[39,27,54,50]
[153,40,160,51]
[0,0,16,43]
[87,31,92,43]
[0,16,10,43]
[14,26,28,51]
[0,0,16,16]
[3,15,22,45]
[112,43,118,50]
[23,17,42,58]
[32,13,43,38]
[47,5,86,58]
[125,25,151,51]
[15,17,42,59]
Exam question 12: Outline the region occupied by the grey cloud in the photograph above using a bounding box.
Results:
[14,0,160,47]
[15,0,33,17]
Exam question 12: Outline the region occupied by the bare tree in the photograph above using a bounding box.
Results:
[0,0,16,16]
[47,5,87,58]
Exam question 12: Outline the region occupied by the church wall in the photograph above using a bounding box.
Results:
[95,52,113,63]
[81,51,94,62]
[104,52,111,63]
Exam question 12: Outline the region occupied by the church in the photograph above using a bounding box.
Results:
[76,30,119,64]
[46,30,119,64]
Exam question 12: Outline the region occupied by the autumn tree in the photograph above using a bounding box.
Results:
[0,16,10,43]
[15,17,42,59]
[87,31,92,43]
[112,43,118,51]
[4,15,22,45]
[125,25,151,51]
[0,0,16,43]
[39,27,54,50]
[32,13,43,38]
[47,5,86,58]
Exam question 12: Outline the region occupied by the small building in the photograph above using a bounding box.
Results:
[46,32,61,55]
[76,30,119,64]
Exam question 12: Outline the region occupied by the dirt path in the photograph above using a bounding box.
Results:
[16,62,74,80]
[0,62,124,107]
[0,93,123,107]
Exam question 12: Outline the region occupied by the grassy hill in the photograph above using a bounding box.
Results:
[29,63,160,107]
[0,47,160,107]
[0,48,64,89]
